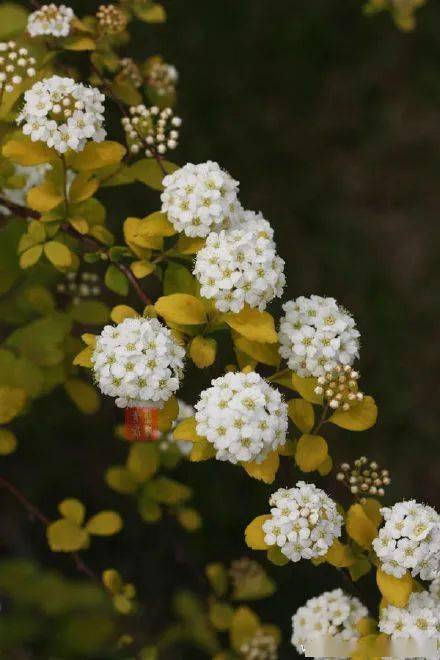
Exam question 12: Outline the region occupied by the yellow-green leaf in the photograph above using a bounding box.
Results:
[177,507,202,532]
[73,346,94,368]
[0,428,17,455]
[173,416,204,442]
[102,568,122,593]
[210,602,234,631]
[230,607,259,652]
[189,438,216,461]
[64,378,100,415]
[63,35,95,50]
[189,335,217,368]
[317,454,333,476]
[19,244,43,269]
[86,511,123,536]
[362,498,383,528]
[3,138,56,166]
[346,503,378,549]
[324,539,356,567]
[225,307,277,343]
[58,498,86,525]
[267,546,289,566]
[130,158,178,190]
[27,182,63,213]
[131,260,155,278]
[105,467,138,494]
[110,305,139,324]
[69,216,89,234]
[69,173,99,203]
[291,373,323,404]
[288,398,314,433]
[175,235,205,254]
[155,293,207,325]
[244,515,271,550]
[47,518,88,552]
[295,433,328,472]
[328,395,378,431]
[44,241,72,268]
[157,396,179,432]
[243,452,279,484]
[69,141,126,171]
[0,386,26,424]
[234,336,280,367]
[127,443,158,482]
[376,568,414,607]
[138,211,176,237]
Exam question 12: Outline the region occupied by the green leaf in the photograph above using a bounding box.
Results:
[105,466,139,494]
[130,159,179,190]
[86,511,123,536]
[47,519,88,552]
[138,493,162,522]
[127,444,159,482]
[146,476,192,505]
[70,301,109,325]
[0,4,28,39]
[64,378,100,415]
[105,265,129,296]
[133,2,166,22]
[0,386,26,424]
[163,262,196,296]
[0,428,17,455]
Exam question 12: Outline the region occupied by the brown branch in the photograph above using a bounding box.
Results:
[0,196,152,306]
[0,474,112,595]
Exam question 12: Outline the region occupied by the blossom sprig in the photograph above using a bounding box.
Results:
[96,4,129,36]
[122,104,181,157]
[336,456,391,497]
[0,42,36,95]
[27,4,75,38]
[144,55,178,98]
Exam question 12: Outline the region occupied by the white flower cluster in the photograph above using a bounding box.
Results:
[195,371,287,464]
[0,42,36,94]
[373,500,440,580]
[161,161,241,237]
[278,295,360,378]
[240,629,278,660]
[291,589,367,655]
[262,482,343,562]
[119,57,142,88]
[146,58,178,96]
[18,75,106,153]
[0,163,51,215]
[27,4,75,38]
[379,591,439,646]
[193,211,285,313]
[96,4,127,35]
[92,317,185,408]
[122,105,181,157]
[159,399,194,456]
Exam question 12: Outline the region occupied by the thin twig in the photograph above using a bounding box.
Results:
[0,196,152,306]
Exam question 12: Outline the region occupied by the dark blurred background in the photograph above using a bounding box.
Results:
[1,0,440,657]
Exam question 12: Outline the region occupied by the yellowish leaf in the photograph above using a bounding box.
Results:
[189,438,216,461]
[131,260,155,278]
[27,182,63,213]
[110,305,139,324]
[69,216,89,234]
[295,433,328,472]
[346,503,379,549]
[376,568,414,607]
[0,428,17,455]
[69,173,99,203]
[317,454,333,476]
[157,396,179,432]
[234,336,280,366]
[230,607,260,652]
[63,35,95,50]
[225,306,277,343]
[86,511,123,536]
[155,293,207,325]
[356,618,377,636]
[362,498,383,528]
[288,398,314,433]
[47,518,88,552]
[175,235,205,254]
[58,498,86,525]
[2,137,56,166]
[291,373,323,404]
[19,244,43,269]
[244,515,271,550]
[64,378,100,415]
[138,211,176,237]
[352,633,390,660]
[127,444,158,482]
[44,241,72,268]
[73,346,94,368]
[69,141,126,171]
[329,395,378,431]
[173,417,204,442]
[105,467,138,494]
[0,386,26,424]
[243,452,279,484]
[324,539,356,567]
[189,335,217,368]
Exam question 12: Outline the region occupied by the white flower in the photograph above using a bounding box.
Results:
[18,75,106,153]
[240,629,278,660]
[379,592,440,645]
[193,210,285,313]
[194,371,287,464]
[0,42,36,94]
[122,105,181,158]
[92,317,185,408]
[291,589,367,655]
[278,295,360,377]
[373,500,440,581]
[158,399,194,456]
[27,4,75,38]
[161,161,240,237]
[146,58,178,96]
[262,482,342,563]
